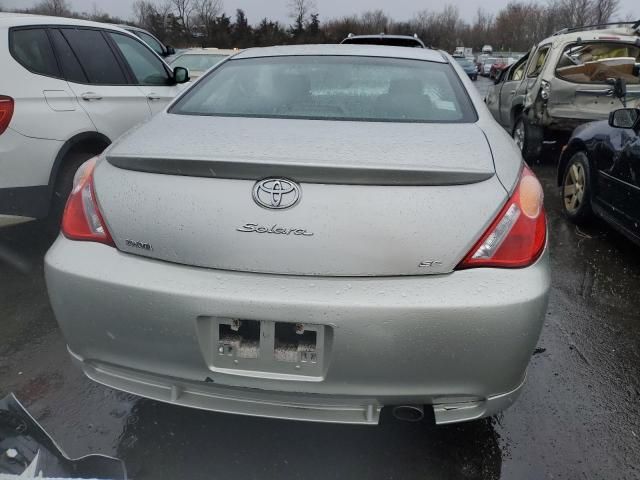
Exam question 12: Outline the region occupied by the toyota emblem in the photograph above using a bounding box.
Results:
[252,178,301,210]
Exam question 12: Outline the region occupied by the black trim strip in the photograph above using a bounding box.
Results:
[0,186,49,218]
[598,169,640,192]
[106,156,495,186]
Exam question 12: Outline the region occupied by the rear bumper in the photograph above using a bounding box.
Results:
[45,239,550,425]
[69,347,527,425]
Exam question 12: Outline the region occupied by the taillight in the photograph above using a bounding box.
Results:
[457,165,546,269]
[0,96,14,135]
[61,157,115,246]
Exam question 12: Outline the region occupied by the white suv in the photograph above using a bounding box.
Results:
[0,13,189,228]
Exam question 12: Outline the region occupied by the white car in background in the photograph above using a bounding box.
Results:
[0,13,189,228]
[169,48,238,80]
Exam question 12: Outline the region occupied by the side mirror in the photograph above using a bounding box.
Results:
[166,45,176,56]
[608,108,640,129]
[173,66,190,84]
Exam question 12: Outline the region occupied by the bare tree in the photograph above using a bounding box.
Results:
[194,0,224,39]
[360,10,390,33]
[592,0,619,23]
[133,0,155,27]
[171,0,196,34]
[34,0,70,16]
[288,0,316,33]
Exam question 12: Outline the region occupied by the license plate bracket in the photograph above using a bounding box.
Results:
[197,317,330,380]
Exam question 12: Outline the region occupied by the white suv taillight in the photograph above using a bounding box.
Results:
[61,157,115,246]
[457,165,546,269]
[0,96,14,136]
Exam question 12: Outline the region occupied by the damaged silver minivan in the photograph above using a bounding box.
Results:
[485,21,640,160]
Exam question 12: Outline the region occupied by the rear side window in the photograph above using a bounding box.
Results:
[527,46,550,78]
[50,29,87,83]
[171,56,477,123]
[61,28,127,85]
[510,58,527,81]
[10,28,59,77]
[556,42,640,84]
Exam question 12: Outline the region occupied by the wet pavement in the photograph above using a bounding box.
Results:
[1,76,639,479]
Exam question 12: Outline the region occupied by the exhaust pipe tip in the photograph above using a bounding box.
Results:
[391,405,425,422]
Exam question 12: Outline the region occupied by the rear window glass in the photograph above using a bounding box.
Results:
[556,42,640,84]
[50,29,87,83]
[61,28,127,85]
[170,56,477,123]
[527,46,550,77]
[10,28,59,78]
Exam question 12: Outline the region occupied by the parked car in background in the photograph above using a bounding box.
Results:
[558,107,640,244]
[0,14,189,229]
[489,58,514,79]
[485,54,529,127]
[482,45,493,54]
[341,33,425,48]
[46,44,549,427]
[454,56,478,80]
[115,24,175,58]
[487,21,640,161]
[169,48,237,80]
[480,57,498,76]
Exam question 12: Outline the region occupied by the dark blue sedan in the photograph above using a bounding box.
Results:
[453,57,478,81]
[558,108,640,245]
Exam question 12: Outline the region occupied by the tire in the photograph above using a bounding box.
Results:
[512,114,543,162]
[46,150,97,237]
[561,151,593,224]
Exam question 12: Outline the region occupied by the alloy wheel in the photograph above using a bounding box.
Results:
[563,163,586,213]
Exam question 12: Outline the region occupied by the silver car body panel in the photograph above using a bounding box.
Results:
[46,239,549,425]
[45,45,549,424]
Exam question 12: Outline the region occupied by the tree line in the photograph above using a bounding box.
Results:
[2,0,634,52]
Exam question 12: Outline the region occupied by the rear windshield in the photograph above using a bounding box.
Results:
[170,56,477,123]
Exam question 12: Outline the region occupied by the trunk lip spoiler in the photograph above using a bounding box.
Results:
[106,155,495,186]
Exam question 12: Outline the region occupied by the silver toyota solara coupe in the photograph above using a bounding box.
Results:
[45,45,550,425]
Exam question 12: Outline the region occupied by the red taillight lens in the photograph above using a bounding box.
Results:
[0,96,14,135]
[457,165,546,269]
[61,157,115,246]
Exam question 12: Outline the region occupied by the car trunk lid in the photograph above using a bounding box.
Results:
[95,114,506,276]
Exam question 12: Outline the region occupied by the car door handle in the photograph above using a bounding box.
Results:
[147,93,162,101]
[81,92,102,101]
[509,90,517,95]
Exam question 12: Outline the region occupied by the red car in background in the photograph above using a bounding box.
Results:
[489,58,509,79]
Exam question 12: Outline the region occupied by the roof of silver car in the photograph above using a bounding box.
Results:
[0,12,130,32]
[233,44,447,63]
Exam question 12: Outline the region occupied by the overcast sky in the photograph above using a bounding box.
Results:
[3,0,639,24]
